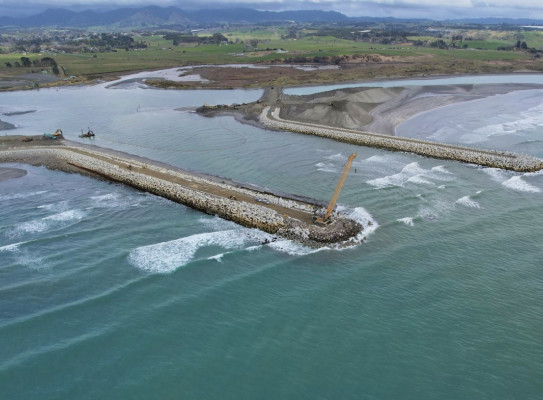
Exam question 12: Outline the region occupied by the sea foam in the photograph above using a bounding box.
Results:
[367,162,452,189]
[6,209,87,239]
[397,217,414,226]
[128,229,271,274]
[455,196,481,209]
[502,176,541,193]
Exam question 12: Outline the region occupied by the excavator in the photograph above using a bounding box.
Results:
[42,129,62,139]
[79,128,95,138]
[314,152,357,224]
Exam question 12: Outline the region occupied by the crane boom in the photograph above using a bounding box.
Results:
[315,152,357,224]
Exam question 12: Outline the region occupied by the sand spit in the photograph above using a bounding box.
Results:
[261,106,543,172]
[0,137,363,247]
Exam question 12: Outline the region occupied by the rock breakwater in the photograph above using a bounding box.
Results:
[0,142,364,247]
[261,106,543,172]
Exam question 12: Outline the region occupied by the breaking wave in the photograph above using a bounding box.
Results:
[6,210,87,239]
[128,207,379,273]
[0,191,48,201]
[455,196,481,209]
[397,217,414,226]
[367,162,453,189]
[502,176,541,193]
[316,162,338,173]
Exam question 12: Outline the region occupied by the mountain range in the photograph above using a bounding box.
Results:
[0,7,350,28]
[1,6,543,29]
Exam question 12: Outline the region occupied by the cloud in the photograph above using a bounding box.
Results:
[2,0,543,19]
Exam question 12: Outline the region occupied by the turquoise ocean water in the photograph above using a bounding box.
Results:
[1,73,543,399]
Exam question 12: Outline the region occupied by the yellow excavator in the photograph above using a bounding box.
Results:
[314,152,357,224]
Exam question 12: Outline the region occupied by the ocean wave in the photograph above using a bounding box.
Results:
[334,206,379,246]
[325,153,345,161]
[397,217,414,226]
[482,167,508,182]
[0,241,49,270]
[128,229,273,273]
[129,206,380,273]
[37,200,69,212]
[470,102,543,139]
[416,199,453,221]
[316,162,338,173]
[406,175,435,185]
[455,196,481,209]
[367,162,453,189]
[0,242,22,252]
[501,176,541,193]
[0,190,48,201]
[6,209,87,239]
[89,192,141,208]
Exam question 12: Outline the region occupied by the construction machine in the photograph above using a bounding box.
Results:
[79,128,95,138]
[314,152,357,224]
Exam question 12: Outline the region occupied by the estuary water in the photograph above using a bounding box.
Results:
[1,73,543,399]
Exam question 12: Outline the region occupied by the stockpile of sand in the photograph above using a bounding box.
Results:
[280,87,403,130]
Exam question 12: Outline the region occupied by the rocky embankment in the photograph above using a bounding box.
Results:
[0,141,363,247]
[261,107,543,172]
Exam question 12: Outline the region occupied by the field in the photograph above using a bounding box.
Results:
[1,25,543,90]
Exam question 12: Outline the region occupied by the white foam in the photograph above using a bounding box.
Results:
[0,242,48,269]
[482,167,508,182]
[524,170,543,177]
[438,185,446,190]
[0,242,21,252]
[406,175,435,185]
[325,153,345,161]
[469,102,543,140]
[267,239,321,256]
[208,253,226,262]
[37,200,69,212]
[6,209,87,238]
[0,190,48,201]
[455,196,481,209]
[334,206,379,247]
[198,216,239,231]
[128,229,271,273]
[397,217,414,226]
[416,199,453,221]
[502,176,541,193]
[90,192,140,208]
[431,165,452,174]
[316,162,338,173]
[43,209,86,222]
[367,162,428,188]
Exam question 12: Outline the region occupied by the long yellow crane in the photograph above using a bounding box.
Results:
[315,152,357,224]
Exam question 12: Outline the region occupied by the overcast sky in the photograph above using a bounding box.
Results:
[2,0,543,20]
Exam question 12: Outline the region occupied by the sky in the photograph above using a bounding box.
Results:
[2,0,543,20]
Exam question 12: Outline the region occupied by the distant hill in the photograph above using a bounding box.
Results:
[0,6,349,29]
[1,7,543,30]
